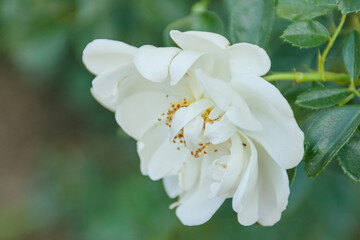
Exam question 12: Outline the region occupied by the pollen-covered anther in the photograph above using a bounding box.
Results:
[201,108,225,129]
[162,98,193,131]
[210,113,224,123]
[193,142,210,158]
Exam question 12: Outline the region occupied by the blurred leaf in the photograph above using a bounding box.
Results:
[229,0,275,47]
[304,106,360,177]
[276,0,337,21]
[337,0,360,14]
[338,130,360,181]
[281,21,330,48]
[163,10,224,46]
[343,31,360,82]
[287,167,297,186]
[295,87,349,109]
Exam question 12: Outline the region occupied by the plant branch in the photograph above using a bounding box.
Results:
[350,83,360,98]
[318,14,347,80]
[339,93,355,106]
[264,72,352,84]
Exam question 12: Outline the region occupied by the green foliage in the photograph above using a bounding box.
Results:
[287,167,297,186]
[281,21,330,48]
[343,31,360,82]
[304,106,360,177]
[163,10,224,47]
[282,82,323,125]
[295,87,349,109]
[3,0,360,238]
[337,0,360,14]
[276,0,337,21]
[229,0,275,47]
[338,130,360,181]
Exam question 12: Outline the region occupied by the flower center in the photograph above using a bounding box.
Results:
[158,95,225,158]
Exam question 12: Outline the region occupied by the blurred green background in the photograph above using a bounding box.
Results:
[0,0,359,239]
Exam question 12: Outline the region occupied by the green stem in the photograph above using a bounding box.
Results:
[318,14,347,80]
[348,80,360,98]
[339,93,355,106]
[264,72,351,84]
[350,84,360,98]
[353,90,360,98]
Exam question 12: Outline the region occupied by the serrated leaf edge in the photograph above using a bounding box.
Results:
[280,35,329,48]
[295,87,349,109]
[304,107,360,178]
[337,129,360,182]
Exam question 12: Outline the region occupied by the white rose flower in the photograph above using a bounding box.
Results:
[83,31,304,226]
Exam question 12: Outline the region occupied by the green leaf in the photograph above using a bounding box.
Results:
[283,82,323,125]
[295,87,349,109]
[229,0,275,47]
[337,0,360,14]
[338,130,360,181]
[163,11,224,47]
[281,21,330,48]
[277,0,337,21]
[287,167,297,186]
[343,31,360,82]
[304,105,360,177]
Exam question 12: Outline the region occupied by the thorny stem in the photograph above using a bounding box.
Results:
[318,14,347,80]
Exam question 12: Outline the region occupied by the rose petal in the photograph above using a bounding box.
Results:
[91,64,133,99]
[115,91,178,140]
[204,117,237,145]
[137,123,188,180]
[170,99,214,139]
[216,134,246,198]
[226,43,271,77]
[183,116,204,150]
[224,93,262,132]
[175,157,225,226]
[179,159,201,191]
[134,45,181,82]
[163,176,181,198]
[148,137,189,180]
[83,39,137,75]
[195,69,233,109]
[196,70,262,131]
[169,50,207,86]
[232,136,290,226]
[231,74,304,169]
[170,30,230,52]
[256,143,289,226]
[232,135,259,226]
